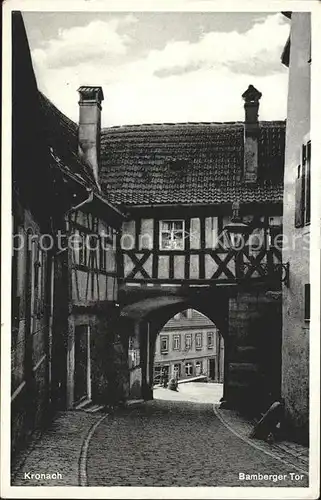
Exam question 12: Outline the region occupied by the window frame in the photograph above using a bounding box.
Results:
[185,333,192,350]
[195,360,202,376]
[304,283,310,321]
[159,219,185,250]
[207,331,214,349]
[173,363,181,378]
[304,140,311,226]
[195,332,203,350]
[160,334,169,354]
[185,362,193,376]
[295,136,311,228]
[173,334,181,350]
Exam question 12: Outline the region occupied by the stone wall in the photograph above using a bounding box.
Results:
[11,208,52,457]
[226,291,282,415]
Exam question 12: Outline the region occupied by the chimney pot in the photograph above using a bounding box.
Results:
[242,85,262,184]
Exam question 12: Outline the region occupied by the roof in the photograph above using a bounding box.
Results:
[37,92,126,221]
[100,121,285,207]
[38,91,98,189]
[163,310,216,331]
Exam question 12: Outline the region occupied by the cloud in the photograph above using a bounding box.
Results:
[32,15,137,70]
[30,13,289,126]
[140,14,289,78]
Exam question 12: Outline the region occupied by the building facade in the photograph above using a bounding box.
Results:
[281,12,311,444]
[101,86,286,411]
[11,13,127,455]
[154,309,224,383]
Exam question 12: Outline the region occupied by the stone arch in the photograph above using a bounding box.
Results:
[119,285,282,415]
[119,288,230,402]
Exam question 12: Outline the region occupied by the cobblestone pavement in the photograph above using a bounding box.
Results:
[156,384,309,473]
[214,405,309,474]
[86,398,309,487]
[11,411,101,486]
[11,384,309,489]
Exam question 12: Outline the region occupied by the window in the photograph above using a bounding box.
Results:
[187,309,193,319]
[173,334,181,350]
[153,366,162,384]
[160,335,169,354]
[160,220,185,250]
[207,332,214,349]
[185,362,193,376]
[185,333,192,350]
[305,141,311,225]
[268,216,283,248]
[195,361,202,376]
[173,364,181,378]
[78,231,87,266]
[295,139,311,227]
[99,233,107,270]
[87,235,98,269]
[304,284,310,321]
[195,333,203,350]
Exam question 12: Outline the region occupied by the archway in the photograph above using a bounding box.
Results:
[119,285,282,416]
[152,307,224,404]
[120,289,229,404]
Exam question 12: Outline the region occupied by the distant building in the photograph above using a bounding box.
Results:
[153,309,224,383]
[280,12,311,444]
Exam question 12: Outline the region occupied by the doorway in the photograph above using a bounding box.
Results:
[74,325,91,403]
[209,358,215,380]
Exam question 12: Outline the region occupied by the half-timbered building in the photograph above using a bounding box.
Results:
[99,84,286,412]
[11,13,127,455]
[39,88,127,411]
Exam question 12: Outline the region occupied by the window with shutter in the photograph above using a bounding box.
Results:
[304,284,310,321]
[295,164,305,228]
[305,141,311,224]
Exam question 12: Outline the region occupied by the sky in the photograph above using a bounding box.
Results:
[22,11,290,127]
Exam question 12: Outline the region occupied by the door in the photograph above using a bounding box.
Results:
[209,358,215,380]
[74,325,90,402]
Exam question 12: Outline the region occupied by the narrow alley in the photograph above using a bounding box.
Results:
[6,9,318,498]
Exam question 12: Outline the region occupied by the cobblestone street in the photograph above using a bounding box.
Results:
[12,384,309,489]
[87,396,308,487]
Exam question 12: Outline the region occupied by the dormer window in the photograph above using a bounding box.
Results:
[160,220,185,250]
[169,158,188,171]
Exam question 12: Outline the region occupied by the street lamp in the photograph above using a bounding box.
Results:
[223,201,251,250]
[223,201,290,286]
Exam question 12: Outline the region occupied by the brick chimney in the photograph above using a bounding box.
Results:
[77,86,104,186]
[242,84,262,184]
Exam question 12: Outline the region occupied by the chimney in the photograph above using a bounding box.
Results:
[77,86,104,186]
[242,84,262,184]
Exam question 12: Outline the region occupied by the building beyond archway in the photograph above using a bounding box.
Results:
[153,308,224,388]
